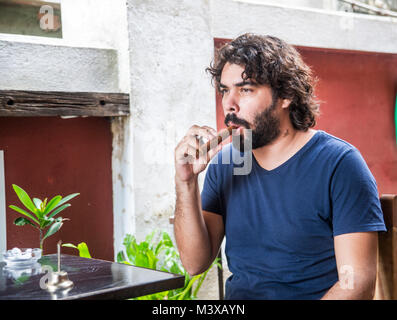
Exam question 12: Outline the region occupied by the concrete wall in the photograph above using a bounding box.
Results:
[0,0,130,92]
[125,0,215,241]
[124,0,218,299]
[211,0,397,53]
[238,0,338,10]
[60,0,131,92]
[0,40,119,92]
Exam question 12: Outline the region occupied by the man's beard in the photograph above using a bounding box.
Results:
[224,99,280,152]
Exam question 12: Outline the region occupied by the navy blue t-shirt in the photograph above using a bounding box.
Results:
[201,130,386,300]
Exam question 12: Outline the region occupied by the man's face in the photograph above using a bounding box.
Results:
[220,62,281,151]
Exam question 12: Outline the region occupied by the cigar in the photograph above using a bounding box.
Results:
[197,126,237,158]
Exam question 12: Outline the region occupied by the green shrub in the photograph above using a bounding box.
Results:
[116,230,221,300]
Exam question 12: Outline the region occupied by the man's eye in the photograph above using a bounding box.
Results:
[241,88,253,93]
[220,89,228,96]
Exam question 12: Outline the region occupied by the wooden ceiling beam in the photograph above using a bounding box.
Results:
[0,90,130,117]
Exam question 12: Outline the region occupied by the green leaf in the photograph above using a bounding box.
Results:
[40,216,54,229]
[76,242,91,258]
[154,240,165,256]
[12,184,38,215]
[169,261,184,275]
[43,195,62,215]
[122,234,134,247]
[146,250,158,269]
[14,217,38,228]
[48,203,71,219]
[116,251,126,263]
[14,274,30,286]
[62,242,91,258]
[33,198,42,210]
[52,193,79,211]
[145,230,156,245]
[162,231,173,247]
[42,220,63,241]
[42,198,48,209]
[62,243,78,249]
[9,205,39,225]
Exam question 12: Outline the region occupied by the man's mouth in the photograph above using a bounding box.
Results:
[227,122,242,129]
[227,123,245,135]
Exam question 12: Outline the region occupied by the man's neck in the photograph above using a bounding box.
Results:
[252,126,316,171]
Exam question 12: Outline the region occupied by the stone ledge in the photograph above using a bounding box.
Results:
[211,0,397,54]
[0,39,120,92]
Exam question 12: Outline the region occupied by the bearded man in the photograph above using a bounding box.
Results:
[174,33,386,300]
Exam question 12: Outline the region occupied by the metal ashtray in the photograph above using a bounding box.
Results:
[46,270,74,292]
[43,240,74,293]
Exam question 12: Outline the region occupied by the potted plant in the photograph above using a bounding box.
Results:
[8,184,79,251]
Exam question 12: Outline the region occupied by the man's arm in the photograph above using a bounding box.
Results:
[173,125,225,276]
[174,177,224,275]
[321,232,378,300]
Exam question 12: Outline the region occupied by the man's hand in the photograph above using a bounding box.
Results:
[174,125,222,182]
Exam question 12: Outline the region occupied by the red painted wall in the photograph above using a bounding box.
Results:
[0,117,114,260]
[214,38,397,195]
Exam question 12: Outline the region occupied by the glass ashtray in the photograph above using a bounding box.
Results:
[2,262,42,280]
[2,248,42,267]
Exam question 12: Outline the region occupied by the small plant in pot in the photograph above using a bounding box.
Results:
[8,184,79,252]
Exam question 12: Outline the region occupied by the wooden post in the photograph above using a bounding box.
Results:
[375,194,397,299]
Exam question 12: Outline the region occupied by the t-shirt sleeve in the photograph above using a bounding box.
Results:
[330,148,387,236]
[201,161,223,215]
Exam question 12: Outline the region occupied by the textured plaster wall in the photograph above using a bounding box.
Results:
[0,40,119,92]
[238,0,338,10]
[125,0,221,299]
[0,0,130,92]
[126,0,215,240]
[212,0,397,54]
[60,0,131,93]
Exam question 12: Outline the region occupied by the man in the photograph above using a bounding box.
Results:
[174,33,386,299]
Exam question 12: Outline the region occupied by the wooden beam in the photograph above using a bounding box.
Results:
[339,0,397,18]
[0,90,130,117]
[375,194,397,299]
[0,0,61,10]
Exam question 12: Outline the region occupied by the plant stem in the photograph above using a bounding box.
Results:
[177,275,200,300]
[193,270,208,298]
[39,229,43,250]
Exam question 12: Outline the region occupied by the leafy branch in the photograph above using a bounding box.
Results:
[8,184,79,250]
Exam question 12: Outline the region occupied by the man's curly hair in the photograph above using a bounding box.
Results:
[206,33,320,131]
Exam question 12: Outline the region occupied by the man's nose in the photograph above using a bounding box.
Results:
[223,90,240,113]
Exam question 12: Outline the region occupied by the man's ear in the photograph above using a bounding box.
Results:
[280,98,292,109]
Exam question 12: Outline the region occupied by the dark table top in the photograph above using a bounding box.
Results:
[0,254,185,300]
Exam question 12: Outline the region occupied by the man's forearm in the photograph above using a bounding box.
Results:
[174,177,212,275]
[321,278,375,300]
